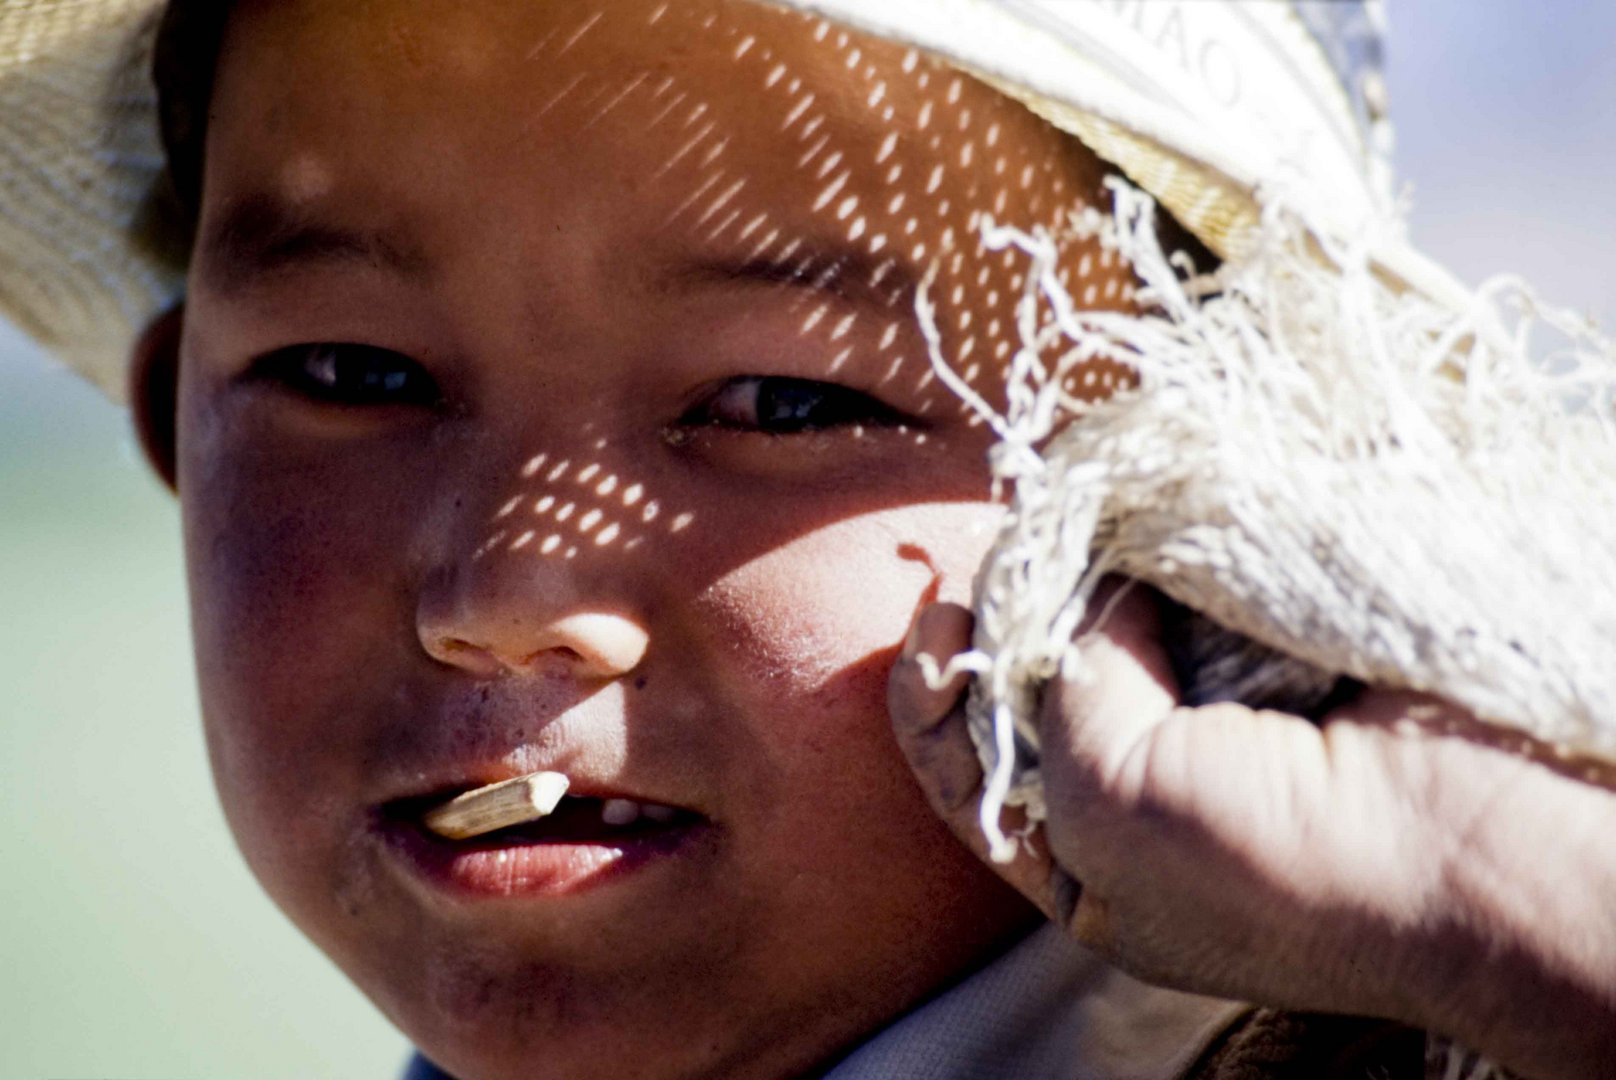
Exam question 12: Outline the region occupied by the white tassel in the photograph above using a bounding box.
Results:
[915,178,1616,865]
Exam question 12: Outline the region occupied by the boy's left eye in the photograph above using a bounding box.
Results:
[247,343,440,408]
[683,376,904,434]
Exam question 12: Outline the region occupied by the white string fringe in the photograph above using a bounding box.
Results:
[916,179,1616,867]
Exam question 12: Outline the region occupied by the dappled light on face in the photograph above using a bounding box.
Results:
[509,1,1140,433]
[443,0,1147,582]
[170,6,1203,1078]
[472,441,698,565]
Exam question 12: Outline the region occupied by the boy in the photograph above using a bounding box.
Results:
[7,1,1615,1076]
[134,5,1177,1074]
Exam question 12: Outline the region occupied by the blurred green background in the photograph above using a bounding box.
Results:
[3,3,1612,1077]
[0,315,409,1078]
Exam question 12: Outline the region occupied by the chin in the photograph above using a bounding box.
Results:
[377,958,840,1080]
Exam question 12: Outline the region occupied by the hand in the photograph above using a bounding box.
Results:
[889,581,1616,1080]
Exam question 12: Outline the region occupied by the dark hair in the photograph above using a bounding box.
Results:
[152,0,232,222]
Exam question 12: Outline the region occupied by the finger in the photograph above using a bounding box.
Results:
[889,602,1066,918]
[889,601,974,730]
[1044,589,1180,797]
[896,689,1070,918]
[1035,587,1181,914]
[888,601,979,812]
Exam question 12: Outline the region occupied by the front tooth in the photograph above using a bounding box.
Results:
[601,798,641,826]
[642,803,678,823]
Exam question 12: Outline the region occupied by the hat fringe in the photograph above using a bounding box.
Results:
[911,180,1616,862]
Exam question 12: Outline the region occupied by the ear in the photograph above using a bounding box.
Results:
[128,303,185,492]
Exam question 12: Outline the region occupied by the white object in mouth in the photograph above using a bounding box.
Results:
[421,771,571,840]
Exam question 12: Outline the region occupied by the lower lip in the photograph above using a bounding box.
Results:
[377,819,709,899]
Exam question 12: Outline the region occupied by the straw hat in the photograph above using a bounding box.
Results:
[0,0,1457,399]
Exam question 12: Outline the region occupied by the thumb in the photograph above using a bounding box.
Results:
[889,601,1070,921]
[888,601,982,815]
[1035,586,1181,889]
[1049,620,1180,795]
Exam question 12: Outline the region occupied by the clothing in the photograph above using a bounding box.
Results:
[823,924,1243,1079]
[400,924,1425,1079]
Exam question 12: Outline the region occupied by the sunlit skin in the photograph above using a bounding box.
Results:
[125,2,1616,1078]
[152,1,1137,1077]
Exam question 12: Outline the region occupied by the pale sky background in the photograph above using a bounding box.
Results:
[3,3,1612,1077]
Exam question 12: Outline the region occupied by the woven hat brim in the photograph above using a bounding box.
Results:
[1,0,182,400]
[0,0,1466,400]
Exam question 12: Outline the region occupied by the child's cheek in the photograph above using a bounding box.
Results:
[178,418,428,915]
[689,500,1008,937]
[695,500,1001,717]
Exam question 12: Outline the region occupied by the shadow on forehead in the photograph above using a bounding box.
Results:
[537,0,1139,412]
[178,0,1150,577]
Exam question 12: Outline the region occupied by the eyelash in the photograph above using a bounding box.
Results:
[247,345,904,435]
[681,375,907,434]
[247,343,441,408]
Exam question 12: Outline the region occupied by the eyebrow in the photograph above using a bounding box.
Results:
[197,194,917,312]
[196,193,430,294]
[664,245,917,313]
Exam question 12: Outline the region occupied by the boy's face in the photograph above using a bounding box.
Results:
[171,1,1131,1075]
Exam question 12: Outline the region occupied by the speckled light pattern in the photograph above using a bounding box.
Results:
[454,0,1138,564]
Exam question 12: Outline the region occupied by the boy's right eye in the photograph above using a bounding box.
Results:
[247,343,441,408]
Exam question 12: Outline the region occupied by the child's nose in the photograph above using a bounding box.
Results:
[417,567,650,681]
[419,611,649,680]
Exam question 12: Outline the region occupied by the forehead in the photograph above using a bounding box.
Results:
[213,0,1077,161]
[206,0,1098,261]
[200,0,1126,407]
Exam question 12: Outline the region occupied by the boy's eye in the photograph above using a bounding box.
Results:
[684,376,903,434]
[249,343,440,407]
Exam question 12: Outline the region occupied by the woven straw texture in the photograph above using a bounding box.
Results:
[2,0,1435,397]
[1,0,176,399]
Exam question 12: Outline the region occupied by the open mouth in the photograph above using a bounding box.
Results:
[375,774,713,898]
[383,789,704,849]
